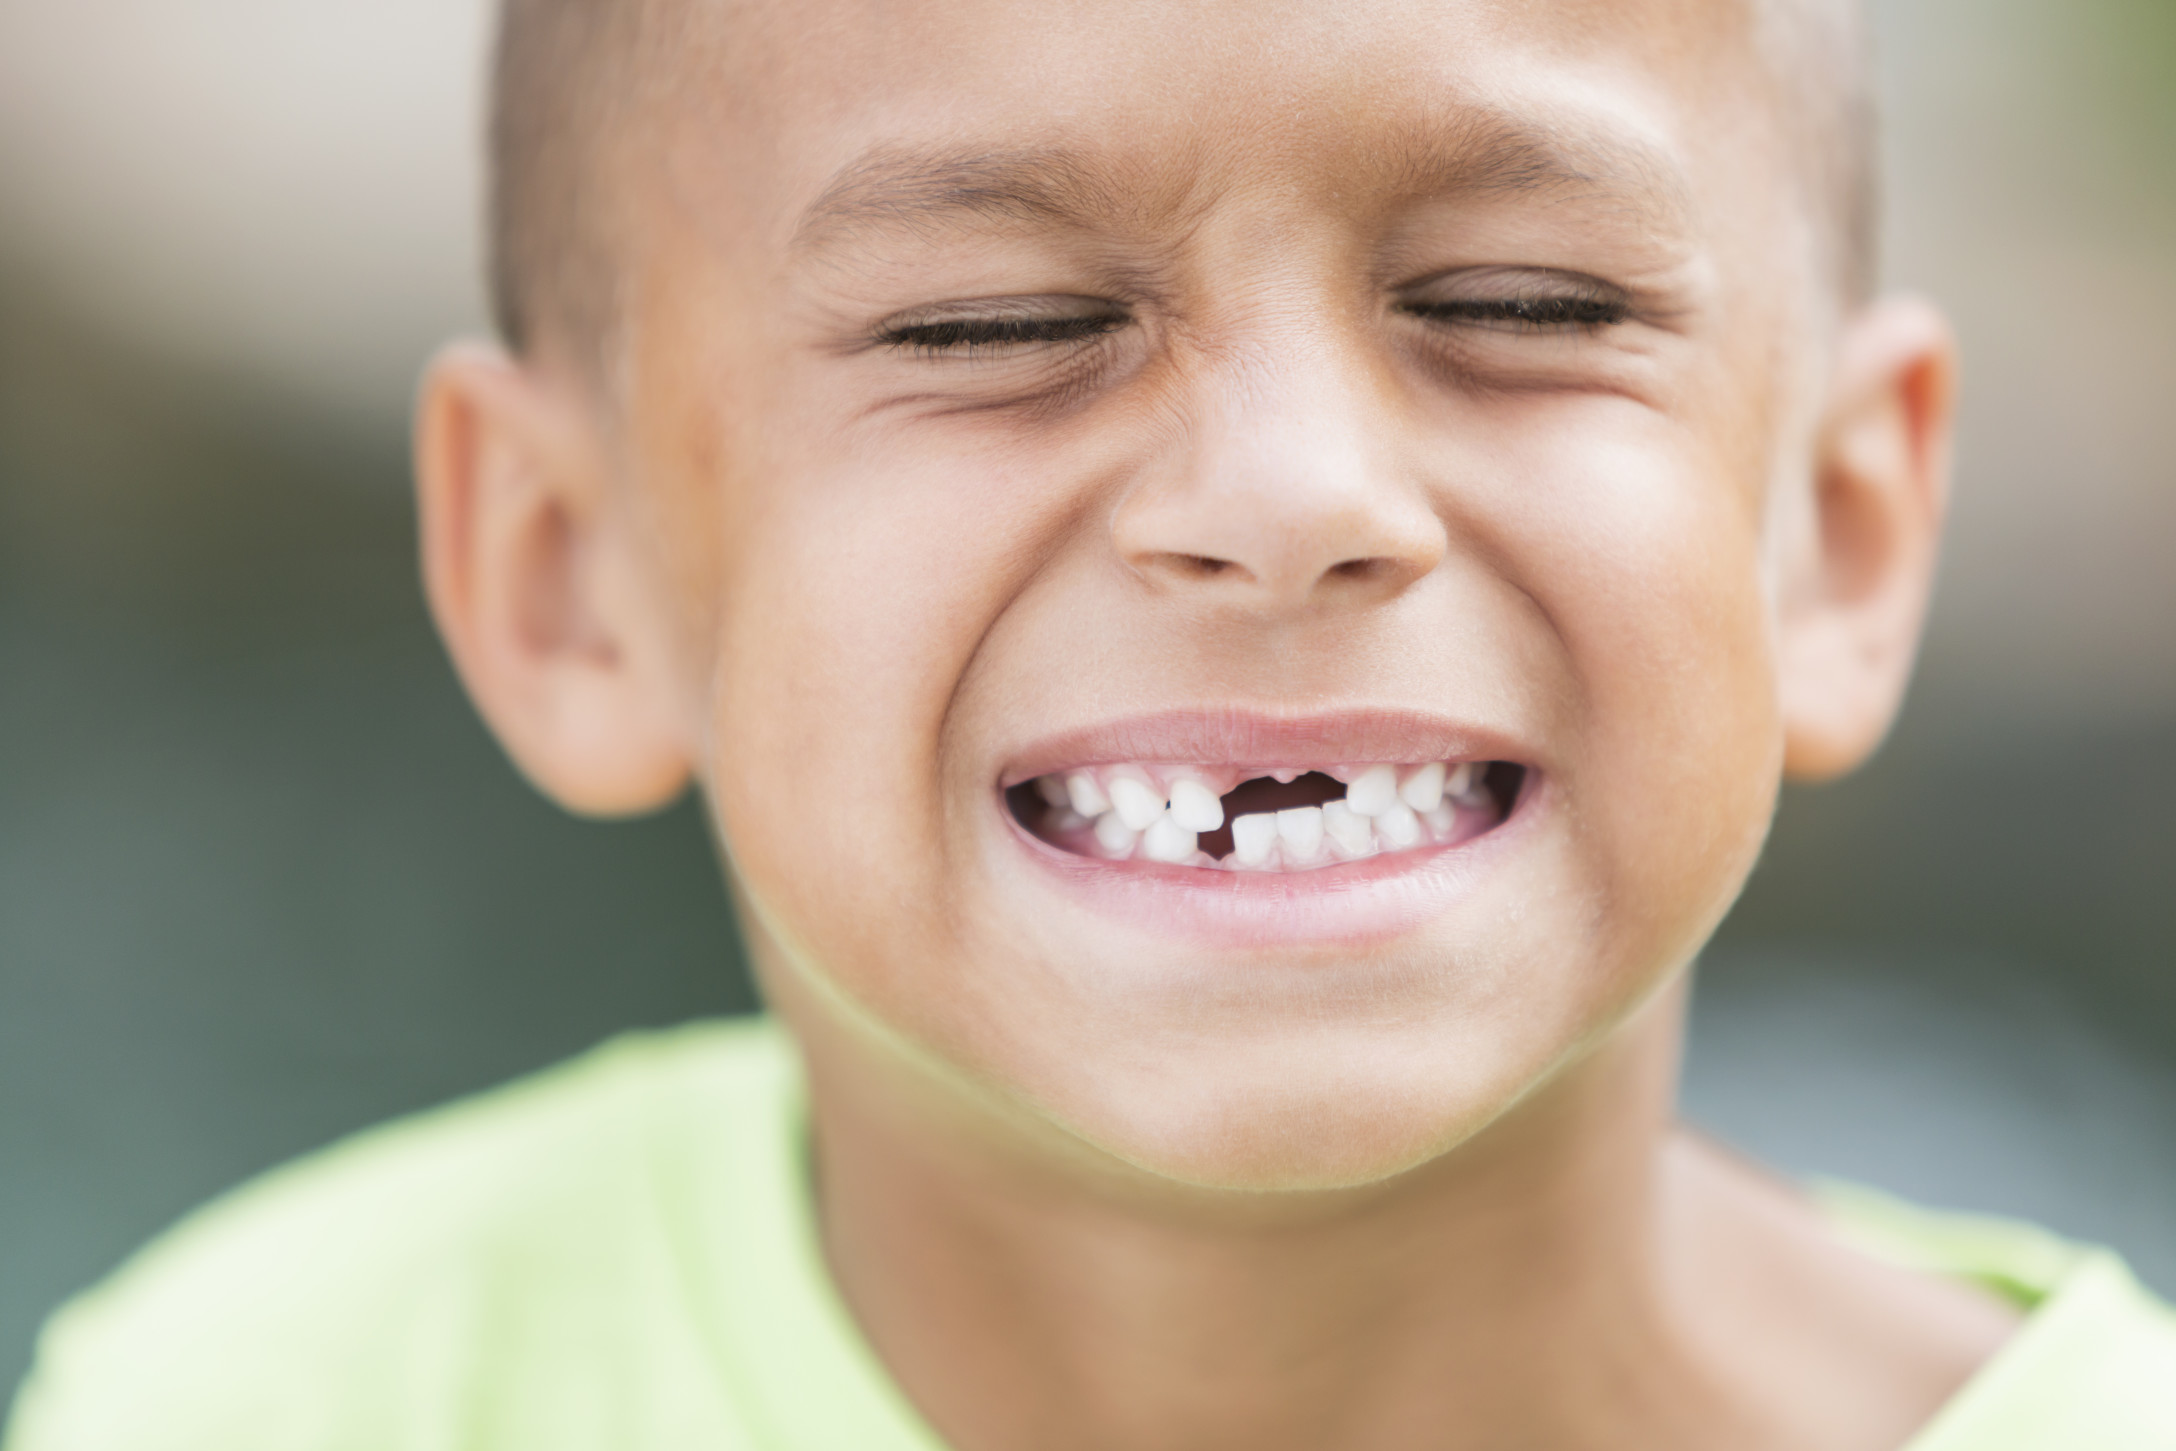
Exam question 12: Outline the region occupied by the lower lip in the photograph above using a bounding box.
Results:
[1002,778,1543,950]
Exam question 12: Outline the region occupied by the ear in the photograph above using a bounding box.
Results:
[1776,295,1958,780]
[414,342,694,816]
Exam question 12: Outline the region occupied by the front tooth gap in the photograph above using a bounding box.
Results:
[1065,761,1491,865]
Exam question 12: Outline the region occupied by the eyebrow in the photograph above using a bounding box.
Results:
[792,147,1128,252]
[1398,109,1693,222]
[790,108,1692,254]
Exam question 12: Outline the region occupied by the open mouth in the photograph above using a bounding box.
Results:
[1006,760,1526,873]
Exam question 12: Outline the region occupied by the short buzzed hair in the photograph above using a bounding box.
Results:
[486,0,1879,364]
[487,0,672,363]
[1757,0,1882,305]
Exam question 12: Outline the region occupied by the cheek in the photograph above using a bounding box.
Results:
[1497,415,1782,968]
[692,426,1070,1008]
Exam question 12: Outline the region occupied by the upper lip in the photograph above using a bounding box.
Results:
[997,707,1533,787]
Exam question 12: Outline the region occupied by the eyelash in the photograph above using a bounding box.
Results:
[874,284,1629,359]
[878,313,1126,355]
[1400,295,1629,331]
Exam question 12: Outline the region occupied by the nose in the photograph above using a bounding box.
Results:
[1111,351,1445,616]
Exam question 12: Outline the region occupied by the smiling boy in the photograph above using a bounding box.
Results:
[10,0,2175,1448]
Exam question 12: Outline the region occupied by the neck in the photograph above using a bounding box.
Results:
[788,977,1763,1451]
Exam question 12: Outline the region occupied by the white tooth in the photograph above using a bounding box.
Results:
[1448,762,1483,802]
[1276,806,1326,861]
[1424,803,1457,839]
[1398,761,1446,813]
[1375,801,1424,849]
[1231,812,1279,866]
[1035,774,1072,807]
[1140,814,1197,864]
[1093,812,1140,857]
[1051,808,1088,833]
[1167,777,1224,832]
[1345,764,1399,817]
[1321,800,1377,859]
[1066,771,1112,818]
[1107,770,1166,832]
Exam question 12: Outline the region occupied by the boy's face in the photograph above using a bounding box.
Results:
[433,0,1950,1190]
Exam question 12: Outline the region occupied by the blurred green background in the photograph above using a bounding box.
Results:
[2,0,2172,1399]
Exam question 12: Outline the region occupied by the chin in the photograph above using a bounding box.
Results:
[1022,1016,1550,1196]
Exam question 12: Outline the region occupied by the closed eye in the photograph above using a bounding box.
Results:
[877,310,1127,356]
[1400,294,1629,332]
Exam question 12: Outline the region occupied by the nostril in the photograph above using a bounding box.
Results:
[1140,552,1240,580]
[1329,556,1394,582]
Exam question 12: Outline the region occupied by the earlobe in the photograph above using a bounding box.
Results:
[414,342,694,817]
[1777,295,1957,781]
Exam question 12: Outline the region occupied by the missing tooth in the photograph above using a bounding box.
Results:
[1008,762,1525,869]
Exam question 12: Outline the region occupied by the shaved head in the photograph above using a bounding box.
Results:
[487,0,685,363]
[487,0,1878,365]
[1756,0,1881,301]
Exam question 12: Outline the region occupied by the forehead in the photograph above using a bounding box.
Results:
[675,0,1769,253]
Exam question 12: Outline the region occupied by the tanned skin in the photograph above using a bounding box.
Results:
[416,1,2017,1447]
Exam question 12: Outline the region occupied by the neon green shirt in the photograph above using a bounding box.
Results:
[9,1019,2174,1450]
